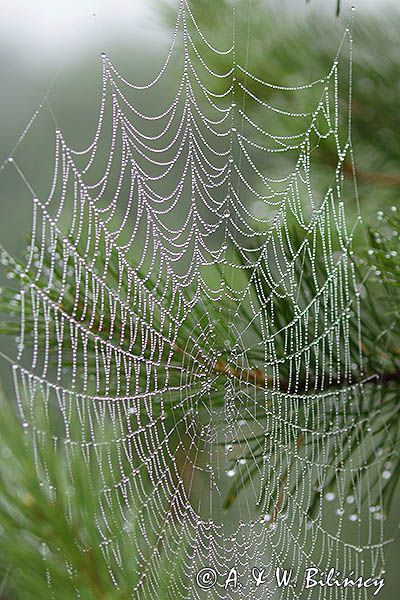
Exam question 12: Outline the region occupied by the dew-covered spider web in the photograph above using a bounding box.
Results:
[0,1,392,598]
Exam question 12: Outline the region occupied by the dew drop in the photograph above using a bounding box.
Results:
[373,512,385,521]
[349,514,358,522]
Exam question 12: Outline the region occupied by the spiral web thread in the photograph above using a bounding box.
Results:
[1,1,391,597]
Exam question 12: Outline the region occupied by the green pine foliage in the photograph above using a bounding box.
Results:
[0,2,399,598]
[0,395,189,599]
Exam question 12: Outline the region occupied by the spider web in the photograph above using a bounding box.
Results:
[1,1,391,597]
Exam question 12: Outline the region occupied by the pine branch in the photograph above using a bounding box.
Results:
[0,391,189,599]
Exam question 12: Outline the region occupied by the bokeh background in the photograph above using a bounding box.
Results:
[0,0,399,597]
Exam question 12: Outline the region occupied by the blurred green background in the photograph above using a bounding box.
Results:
[0,0,399,598]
